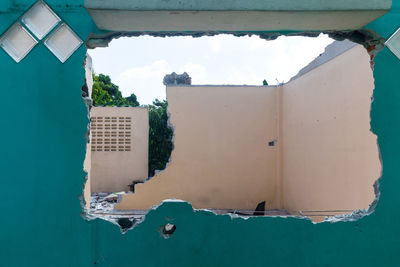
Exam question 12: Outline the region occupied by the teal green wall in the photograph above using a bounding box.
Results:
[1,1,400,266]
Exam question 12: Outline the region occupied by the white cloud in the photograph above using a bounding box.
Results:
[179,62,207,84]
[206,34,234,53]
[90,33,335,103]
[116,60,172,104]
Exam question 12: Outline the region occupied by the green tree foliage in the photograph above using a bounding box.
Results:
[148,99,173,177]
[92,74,139,107]
[125,94,139,107]
[91,73,173,177]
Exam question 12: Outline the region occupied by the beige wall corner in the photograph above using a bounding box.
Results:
[116,86,280,210]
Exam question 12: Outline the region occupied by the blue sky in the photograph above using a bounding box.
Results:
[88,34,334,105]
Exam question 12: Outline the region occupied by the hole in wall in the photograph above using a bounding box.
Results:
[158,223,177,238]
[81,32,383,231]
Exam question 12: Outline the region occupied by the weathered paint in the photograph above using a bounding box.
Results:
[85,0,391,32]
[84,0,391,11]
[1,0,400,266]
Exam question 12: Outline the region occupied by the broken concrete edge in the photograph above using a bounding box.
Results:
[327,118,383,223]
[83,177,382,233]
[85,29,385,50]
[325,180,381,223]
[82,209,146,234]
[80,54,94,219]
[103,200,185,234]
[80,29,384,231]
[80,55,92,209]
[145,89,175,181]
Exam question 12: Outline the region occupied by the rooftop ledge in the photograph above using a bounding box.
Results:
[85,0,391,32]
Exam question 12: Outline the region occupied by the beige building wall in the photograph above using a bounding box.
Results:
[117,86,280,210]
[281,45,380,214]
[90,107,149,193]
[116,43,380,219]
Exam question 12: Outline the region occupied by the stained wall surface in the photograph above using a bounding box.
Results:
[90,107,148,192]
[282,45,380,215]
[117,85,280,210]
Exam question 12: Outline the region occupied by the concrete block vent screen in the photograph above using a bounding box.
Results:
[82,36,380,226]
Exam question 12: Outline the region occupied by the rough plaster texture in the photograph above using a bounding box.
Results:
[1,0,400,266]
[89,107,148,193]
[85,0,391,31]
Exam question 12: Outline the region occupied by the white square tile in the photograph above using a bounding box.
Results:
[0,22,38,63]
[21,0,60,40]
[386,28,400,60]
[44,23,83,63]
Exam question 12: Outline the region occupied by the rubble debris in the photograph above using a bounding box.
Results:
[104,193,119,202]
[89,192,125,213]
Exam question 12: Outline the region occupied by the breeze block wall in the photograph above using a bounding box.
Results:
[89,106,148,193]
